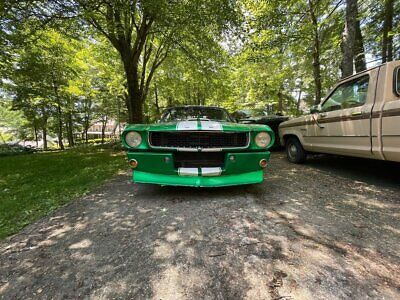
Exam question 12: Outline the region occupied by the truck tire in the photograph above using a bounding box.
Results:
[285,137,306,164]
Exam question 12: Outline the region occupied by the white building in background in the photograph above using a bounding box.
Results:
[86,119,125,139]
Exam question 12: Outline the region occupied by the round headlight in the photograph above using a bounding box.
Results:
[255,132,271,148]
[125,131,142,148]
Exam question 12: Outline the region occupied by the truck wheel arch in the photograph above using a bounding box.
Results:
[282,133,303,146]
[284,135,307,163]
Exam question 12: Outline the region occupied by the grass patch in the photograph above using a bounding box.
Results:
[0,147,126,239]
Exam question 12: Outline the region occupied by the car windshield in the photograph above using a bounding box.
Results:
[160,107,233,122]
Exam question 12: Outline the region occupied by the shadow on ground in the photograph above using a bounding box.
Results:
[1,153,399,299]
[306,153,400,188]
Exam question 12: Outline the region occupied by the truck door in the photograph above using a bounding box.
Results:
[381,64,400,162]
[312,73,375,158]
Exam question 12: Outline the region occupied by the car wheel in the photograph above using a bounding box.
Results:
[286,137,306,164]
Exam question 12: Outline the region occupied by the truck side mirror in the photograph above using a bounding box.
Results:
[310,105,320,114]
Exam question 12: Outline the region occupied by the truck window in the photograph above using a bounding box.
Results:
[321,75,369,112]
[395,67,400,96]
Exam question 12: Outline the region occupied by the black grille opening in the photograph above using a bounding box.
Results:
[174,152,225,168]
[150,132,248,148]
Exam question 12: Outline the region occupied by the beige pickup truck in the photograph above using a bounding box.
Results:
[279,60,400,163]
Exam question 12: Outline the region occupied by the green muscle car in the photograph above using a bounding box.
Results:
[122,106,275,187]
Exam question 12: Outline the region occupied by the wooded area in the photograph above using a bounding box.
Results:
[1,0,399,149]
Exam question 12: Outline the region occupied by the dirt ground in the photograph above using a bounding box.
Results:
[1,152,400,299]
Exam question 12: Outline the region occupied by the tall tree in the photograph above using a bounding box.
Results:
[307,0,323,103]
[3,0,238,123]
[341,0,358,78]
[382,0,394,62]
[72,0,237,123]
[340,0,366,76]
[354,19,367,72]
[4,29,78,149]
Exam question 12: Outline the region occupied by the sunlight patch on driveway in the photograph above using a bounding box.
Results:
[69,239,92,249]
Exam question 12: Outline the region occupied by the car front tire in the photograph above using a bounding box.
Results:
[285,137,306,164]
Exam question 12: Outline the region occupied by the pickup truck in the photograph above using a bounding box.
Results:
[279,60,400,163]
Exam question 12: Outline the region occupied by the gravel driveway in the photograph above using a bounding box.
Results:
[1,152,400,299]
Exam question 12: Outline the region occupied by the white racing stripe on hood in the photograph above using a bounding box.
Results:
[176,121,198,130]
[200,121,223,131]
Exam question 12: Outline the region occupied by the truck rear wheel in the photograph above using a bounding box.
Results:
[285,137,306,164]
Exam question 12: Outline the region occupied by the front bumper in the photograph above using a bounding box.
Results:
[126,151,271,187]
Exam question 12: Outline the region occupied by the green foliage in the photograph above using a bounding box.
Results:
[143,46,231,121]
[1,0,399,135]
[0,100,29,142]
[0,147,125,239]
[224,0,344,112]
[2,25,126,145]
[362,0,400,61]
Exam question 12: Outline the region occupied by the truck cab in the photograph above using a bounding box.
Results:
[279,60,400,163]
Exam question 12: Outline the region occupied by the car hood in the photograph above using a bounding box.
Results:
[124,120,272,132]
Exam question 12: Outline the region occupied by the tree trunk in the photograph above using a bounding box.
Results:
[84,112,90,142]
[154,83,160,116]
[56,104,64,150]
[354,20,367,72]
[42,126,47,150]
[341,0,357,78]
[101,116,108,144]
[33,123,38,147]
[66,112,74,147]
[122,52,143,124]
[117,96,122,138]
[167,96,173,107]
[382,0,394,63]
[51,71,64,150]
[187,88,191,105]
[197,90,201,106]
[84,127,89,143]
[41,107,48,150]
[277,88,284,113]
[296,83,303,115]
[308,0,323,105]
[82,97,92,144]
[312,37,322,105]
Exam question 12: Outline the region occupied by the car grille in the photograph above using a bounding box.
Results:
[174,152,225,168]
[149,132,249,149]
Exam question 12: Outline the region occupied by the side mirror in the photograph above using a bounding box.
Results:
[310,105,320,114]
